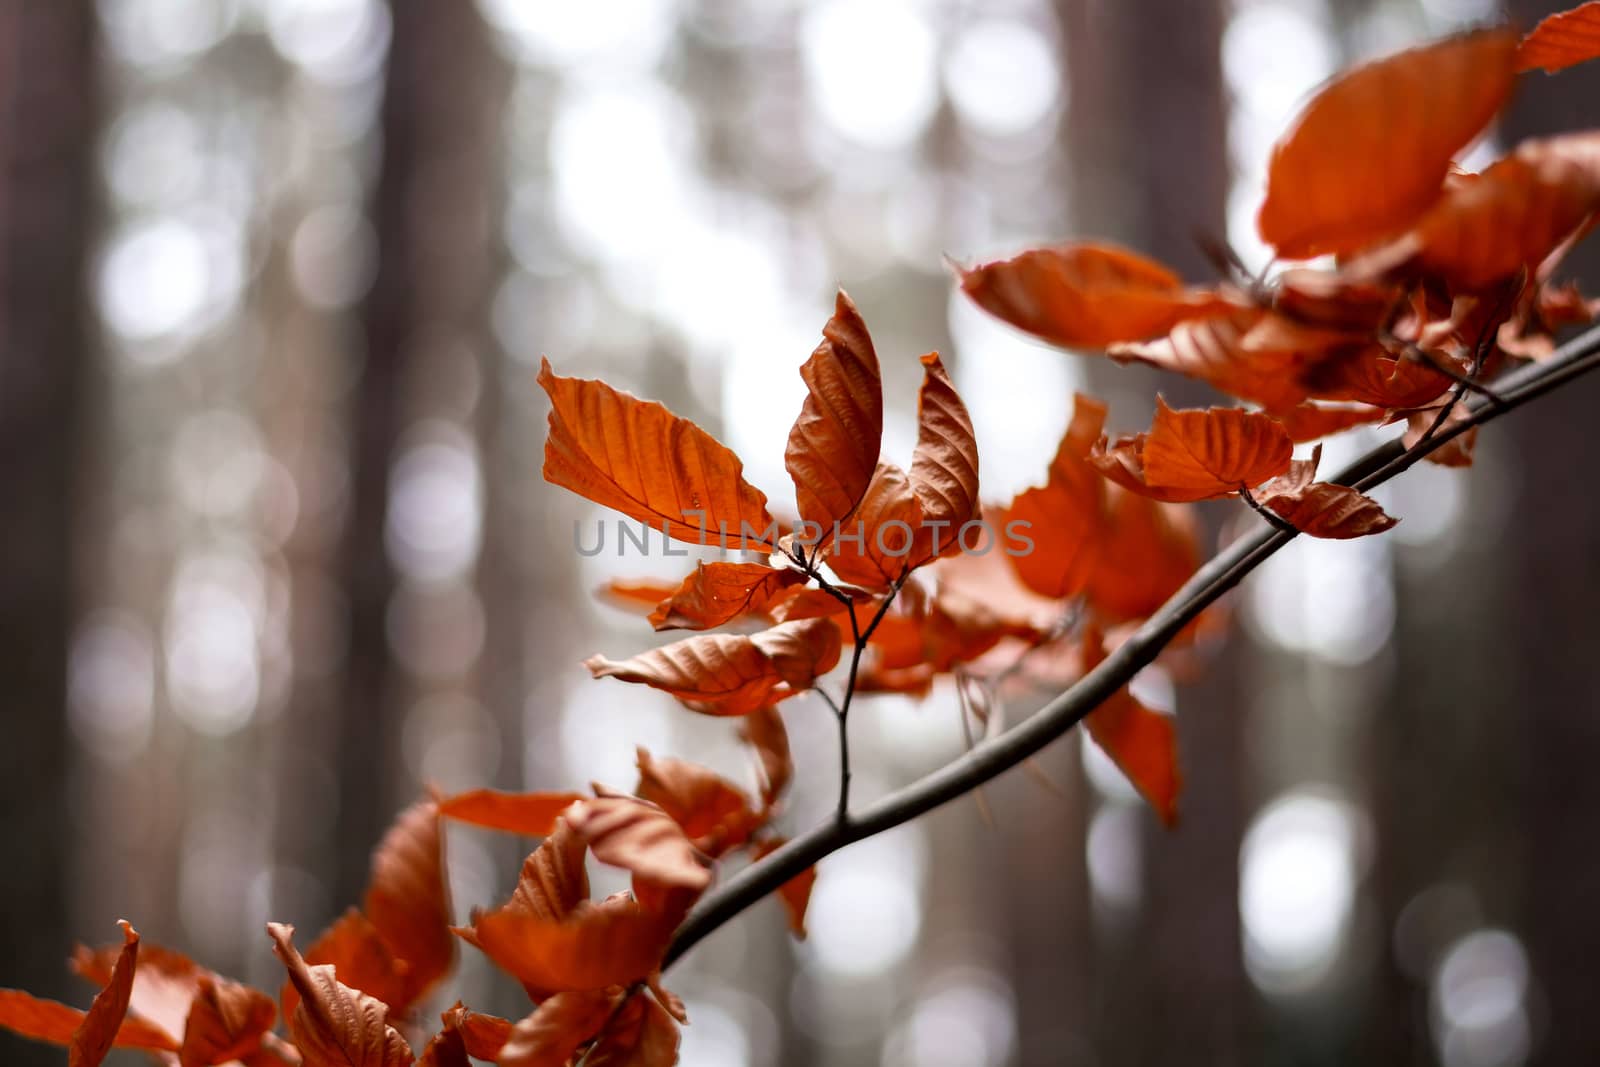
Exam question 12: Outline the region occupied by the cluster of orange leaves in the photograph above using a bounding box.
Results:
[7,6,1600,1066]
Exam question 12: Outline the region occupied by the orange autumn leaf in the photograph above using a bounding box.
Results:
[1086,489,1201,625]
[504,822,592,924]
[958,242,1226,348]
[1269,401,1387,443]
[1263,482,1399,539]
[786,290,884,553]
[586,617,840,715]
[464,895,675,996]
[0,992,178,1059]
[267,923,414,1067]
[1257,28,1518,258]
[584,990,680,1067]
[440,1003,515,1062]
[362,798,454,1012]
[752,839,818,940]
[634,748,763,857]
[764,584,854,624]
[1272,268,1400,332]
[909,352,980,549]
[740,705,794,810]
[1004,393,1107,599]
[439,789,586,837]
[565,795,713,893]
[417,1026,470,1067]
[1356,132,1600,290]
[648,561,805,631]
[1082,632,1182,825]
[822,461,927,591]
[1404,398,1480,467]
[597,578,685,617]
[1517,0,1600,73]
[280,911,408,1026]
[179,975,277,1067]
[0,922,177,1063]
[1092,398,1292,502]
[1109,310,1315,411]
[70,920,142,1067]
[70,938,237,1050]
[496,990,618,1067]
[1306,350,1455,409]
[539,357,778,550]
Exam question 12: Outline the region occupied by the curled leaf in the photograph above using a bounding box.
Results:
[634,748,763,857]
[909,352,981,546]
[565,795,713,893]
[267,923,414,1067]
[586,618,840,715]
[786,290,885,552]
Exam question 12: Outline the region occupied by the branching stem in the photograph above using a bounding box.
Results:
[663,323,1600,971]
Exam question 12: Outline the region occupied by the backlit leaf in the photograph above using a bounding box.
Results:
[363,799,454,1012]
[1082,631,1182,825]
[1355,132,1600,289]
[179,975,277,1067]
[1085,489,1201,624]
[739,705,793,809]
[752,839,817,940]
[1257,28,1518,258]
[0,992,177,1058]
[958,242,1226,348]
[1517,1,1600,73]
[439,789,586,837]
[1004,394,1107,599]
[539,358,778,550]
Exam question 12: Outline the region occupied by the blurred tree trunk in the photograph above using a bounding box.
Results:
[1056,0,1241,1061]
[0,1,97,1060]
[1498,5,1600,1061]
[335,0,499,904]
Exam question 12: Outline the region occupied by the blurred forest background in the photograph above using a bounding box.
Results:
[3,0,1599,1064]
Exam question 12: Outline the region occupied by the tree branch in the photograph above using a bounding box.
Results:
[663,321,1600,969]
